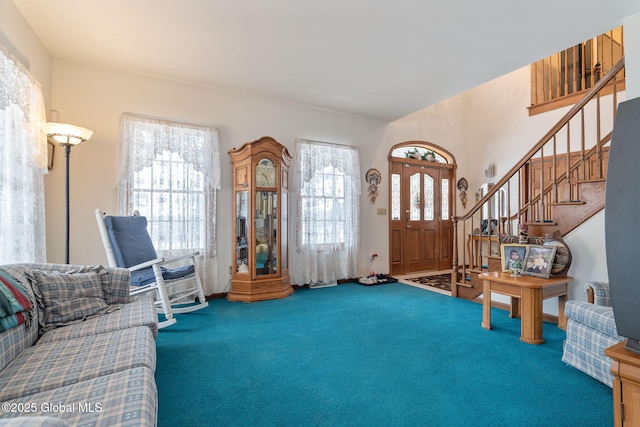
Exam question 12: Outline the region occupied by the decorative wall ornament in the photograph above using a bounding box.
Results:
[365,168,381,203]
[457,177,469,208]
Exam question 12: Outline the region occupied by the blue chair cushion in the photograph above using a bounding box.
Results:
[130,265,196,287]
[104,215,157,268]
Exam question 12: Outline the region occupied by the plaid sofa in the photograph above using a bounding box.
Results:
[561,281,624,387]
[0,263,158,426]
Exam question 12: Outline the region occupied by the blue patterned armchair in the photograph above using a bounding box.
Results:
[562,281,624,387]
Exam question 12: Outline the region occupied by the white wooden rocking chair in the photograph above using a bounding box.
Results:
[95,209,208,329]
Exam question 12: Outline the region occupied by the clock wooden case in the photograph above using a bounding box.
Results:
[227,136,293,302]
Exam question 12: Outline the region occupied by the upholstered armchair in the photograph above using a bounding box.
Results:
[562,282,624,387]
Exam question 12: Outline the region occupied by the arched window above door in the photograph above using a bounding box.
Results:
[391,146,447,163]
[389,141,455,165]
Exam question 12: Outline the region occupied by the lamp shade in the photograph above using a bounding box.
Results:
[43,122,93,145]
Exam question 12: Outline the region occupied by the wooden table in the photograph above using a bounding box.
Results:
[605,340,640,426]
[480,271,572,344]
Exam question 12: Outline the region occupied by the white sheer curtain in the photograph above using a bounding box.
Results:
[290,139,360,287]
[0,44,47,264]
[118,113,221,294]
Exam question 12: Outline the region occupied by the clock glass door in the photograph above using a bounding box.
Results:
[256,191,277,276]
[235,191,248,272]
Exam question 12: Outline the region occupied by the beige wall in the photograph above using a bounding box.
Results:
[46,61,386,292]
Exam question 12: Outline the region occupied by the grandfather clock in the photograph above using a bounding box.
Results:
[227,136,293,302]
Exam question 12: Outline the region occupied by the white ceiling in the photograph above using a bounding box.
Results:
[12,0,640,121]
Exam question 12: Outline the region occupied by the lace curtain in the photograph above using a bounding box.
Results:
[0,44,47,264]
[118,113,221,294]
[290,139,360,287]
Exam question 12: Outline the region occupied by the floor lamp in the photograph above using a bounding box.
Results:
[43,122,93,264]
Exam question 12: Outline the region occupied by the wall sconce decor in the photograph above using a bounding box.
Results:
[457,177,469,209]
[42,122,93,264]
[365,168,381,204]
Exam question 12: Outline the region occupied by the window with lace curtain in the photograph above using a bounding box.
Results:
[130,150,206,252]
[290,139,360,286]
[0,44,47,264]
[300,165,347,247]
[118,113,221,294]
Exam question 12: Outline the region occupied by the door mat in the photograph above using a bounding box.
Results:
[358,274,399,286]
[404,274,451,292]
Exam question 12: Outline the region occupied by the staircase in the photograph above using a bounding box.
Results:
[450,57,625,300]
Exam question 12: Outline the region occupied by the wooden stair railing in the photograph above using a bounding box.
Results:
[450,57,625,299]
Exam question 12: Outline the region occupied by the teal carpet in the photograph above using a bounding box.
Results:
[156,282,612,426]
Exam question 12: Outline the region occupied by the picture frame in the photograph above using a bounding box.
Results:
[501,243,527,273]
[522,244,557,278]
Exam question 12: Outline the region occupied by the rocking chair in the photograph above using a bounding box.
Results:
[95,209,208,329]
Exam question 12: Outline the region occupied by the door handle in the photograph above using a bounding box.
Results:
[405,210,411,228]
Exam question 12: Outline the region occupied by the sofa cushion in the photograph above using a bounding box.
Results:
[37,294,158,343]
[29,270,108,331]
[0,326,155,402]
[130,265,195,287]
[564,300,621,338]
[0,324,40,380]
[0,367,156,427]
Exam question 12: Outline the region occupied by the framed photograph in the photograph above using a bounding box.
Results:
[522,245,557,278]
[501,243,527,273]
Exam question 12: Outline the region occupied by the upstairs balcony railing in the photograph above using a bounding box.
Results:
[530,26,624,115]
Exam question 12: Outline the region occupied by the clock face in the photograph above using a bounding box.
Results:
[256,158,276,187]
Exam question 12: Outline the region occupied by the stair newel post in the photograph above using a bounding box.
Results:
[451,216,458,297]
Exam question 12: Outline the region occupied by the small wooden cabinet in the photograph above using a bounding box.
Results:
[605,340,640,426]
[227,136,293,302]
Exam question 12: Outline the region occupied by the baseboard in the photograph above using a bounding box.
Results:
[205,293,228,300]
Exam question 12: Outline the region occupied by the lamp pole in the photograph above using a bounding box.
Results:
[43,122,93,265]
[63,143,72,264]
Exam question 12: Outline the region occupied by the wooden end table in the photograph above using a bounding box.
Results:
[605,340,640,426]
[479,271,572,344]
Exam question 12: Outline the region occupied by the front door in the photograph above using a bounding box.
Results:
[390,158,454,275]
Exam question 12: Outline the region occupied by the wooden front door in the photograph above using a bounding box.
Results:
[390,160,454,275]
